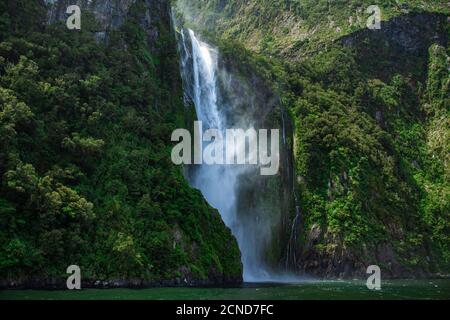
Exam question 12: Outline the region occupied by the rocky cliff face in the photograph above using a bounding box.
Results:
[45,0,165,46]
[339,12,448,82]
[45,0,134,28]
[340,13,447,53]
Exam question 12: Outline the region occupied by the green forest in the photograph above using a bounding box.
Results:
[0,0,241,285]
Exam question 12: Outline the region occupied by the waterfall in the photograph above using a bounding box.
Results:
[174,24,310,282]
[177,28,277,282]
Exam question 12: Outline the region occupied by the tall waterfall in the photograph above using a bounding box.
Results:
[178,29,278,282]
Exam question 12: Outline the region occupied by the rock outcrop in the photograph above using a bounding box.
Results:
[45,0,166,46]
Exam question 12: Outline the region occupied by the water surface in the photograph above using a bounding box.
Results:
[1,280,449,300]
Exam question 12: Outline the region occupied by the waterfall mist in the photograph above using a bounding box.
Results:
[175,26,304,282]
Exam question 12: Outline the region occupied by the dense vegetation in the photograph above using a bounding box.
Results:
[0,0,242,284]
[290,39,449,275]
[176,0,449,59]
[176,1,449,277]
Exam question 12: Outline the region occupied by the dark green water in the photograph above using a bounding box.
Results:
[1,280,449,300]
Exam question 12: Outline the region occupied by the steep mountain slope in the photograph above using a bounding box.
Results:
[289,15,449,277]
[0,0,242,287]
[175,0,449,59]
[174,1,449,278]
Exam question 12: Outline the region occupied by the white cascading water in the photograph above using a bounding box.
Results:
[180,29,272,282]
